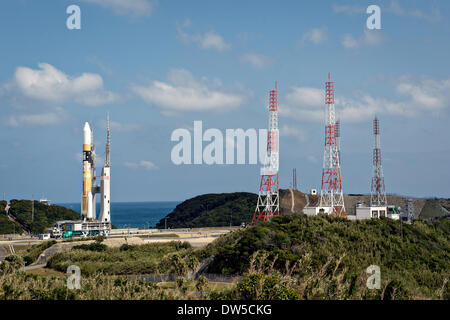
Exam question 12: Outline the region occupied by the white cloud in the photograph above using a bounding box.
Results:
[4,108,67,127]
[332,4,365,15]
[396,77,450,111]
[341,34,359,49]
[280,125,307,142]
[333,1,441,22]
[307,155,318,163]
[301,27,328,45]
[280,76,450,123]
[384,0,441,22]
[132,69,245,114]
[79,0,157,17]
[240,53,274,69]
[124,160,158,170]
[342,29,384,49]
[100,119,141,132]
[8,63,118,107]
[176,20,231,52]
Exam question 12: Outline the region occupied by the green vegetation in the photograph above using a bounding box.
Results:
[17,240,57,266]
[0,215,20,235]
[0,273,168,300]
[2,212,448,300]
[0,255,25,274]
[0,200,21,235]
[200,214,450,299]
[6,200,79,234]
[155,192,257,228]
[47,241,198,276]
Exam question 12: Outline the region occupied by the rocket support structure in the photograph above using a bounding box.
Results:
[99,115,111,223]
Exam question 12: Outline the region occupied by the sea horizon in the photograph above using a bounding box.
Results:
[56,201,180,229]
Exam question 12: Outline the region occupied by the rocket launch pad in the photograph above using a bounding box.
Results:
[82,118,111,223]
[53,115,111,238]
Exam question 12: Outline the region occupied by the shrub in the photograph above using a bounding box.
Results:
[195,275,209,292]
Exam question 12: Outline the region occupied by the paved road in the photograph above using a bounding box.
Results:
[20,263,47,271]
[289,189,295,213]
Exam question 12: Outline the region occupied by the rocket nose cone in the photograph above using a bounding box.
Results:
[83,122,92,145]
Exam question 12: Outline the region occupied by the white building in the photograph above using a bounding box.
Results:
[303,206,333,216]
[304,202,400,221]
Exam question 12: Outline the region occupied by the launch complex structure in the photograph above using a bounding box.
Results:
[52,116,112,238]
[247,74,399,223]
[251,82,280,225]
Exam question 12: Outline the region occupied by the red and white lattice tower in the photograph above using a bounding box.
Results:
[251,82,279,225]
[319,74,346,217]
[370,116,387,206]
[336,119,341,165]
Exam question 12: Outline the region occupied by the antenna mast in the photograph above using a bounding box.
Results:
[319,73,346,216]
[371,116,387,206]
[251,82,280,225]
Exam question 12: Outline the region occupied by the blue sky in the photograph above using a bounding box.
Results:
[0,0,449,202]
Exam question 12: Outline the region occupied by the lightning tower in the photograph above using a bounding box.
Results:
[319,74,346,216]
[251,82,279,225]
[336,119,341,165]
[370,116,387,206]
[293,168,297,190]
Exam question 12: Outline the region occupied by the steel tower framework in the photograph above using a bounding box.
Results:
[370,116,387,206]
[251,82,279,225]
[319,74,346,217]
[293,168,297,190]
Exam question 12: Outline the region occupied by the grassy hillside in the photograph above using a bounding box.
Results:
[47,241,197,275]
[155,190,441,229]
[419,199,450,220]
[199,214,450,299]
[155,192,258,228]
[0,200,22,235]
[6,200,79,234]
[155,190,309,229]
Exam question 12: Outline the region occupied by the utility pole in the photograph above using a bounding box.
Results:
[400,217,403,241]
[32,194,34,222]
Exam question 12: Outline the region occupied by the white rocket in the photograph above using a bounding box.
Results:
[82,122,95,220]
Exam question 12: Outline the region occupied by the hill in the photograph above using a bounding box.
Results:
[157,190,448,229]
[0,200,22,235]
[419,199,450,220]
[1,200,80,234]
[155,192,258,228]
[199,214,450,299]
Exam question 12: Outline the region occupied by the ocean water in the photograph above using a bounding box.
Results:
[56,202,180,229]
